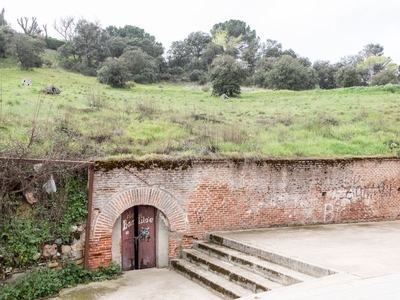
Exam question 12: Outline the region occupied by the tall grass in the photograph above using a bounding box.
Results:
[1,65,400,159]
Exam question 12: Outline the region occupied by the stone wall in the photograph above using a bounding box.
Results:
[88,157,400,268]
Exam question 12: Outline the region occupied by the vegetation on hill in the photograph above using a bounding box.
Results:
[0,7,399,161]
[0,8,399,96]
[1,67,400,161]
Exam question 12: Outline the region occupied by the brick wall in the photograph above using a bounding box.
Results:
[88,157,400,268]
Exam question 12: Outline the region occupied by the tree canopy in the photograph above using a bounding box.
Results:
[1,10,398,93]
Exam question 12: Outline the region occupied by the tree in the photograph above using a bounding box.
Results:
[334,66,361,88]
[108,37,127,57]
[265,55,318,90]
[17,17,42,35]
[261,39,282,58]
[53,16,75,41]
[357,56,396,79]
[211,20,260,72]
[0,8,6,26]
[105,25,163,58]
[167,40,190,68]
[313,60,338,89]
[337,55,362,68]
[58,19,110,74]
[370,70,399,86]
[11,33,45,69]
[0,25,13,58]
[73,19,109,68]
[252,57,276,88]
[185,31,212,58]
[125,37,163,58]
[97,57,130,88]
[359,43,384,58]
[120,48,156,83]
[201,42,224,66]
[209,55,247,96]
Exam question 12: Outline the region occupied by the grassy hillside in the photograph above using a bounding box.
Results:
[1,66,400,161]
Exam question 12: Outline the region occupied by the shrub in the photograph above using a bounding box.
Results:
[97,58,130,88]
[44,37,65,51]
[370,70,399,86]
[265,55,318,91]
[210,55,247,96]
[0,262,122,300]
[189,69,205,82]
[334,66,361,88]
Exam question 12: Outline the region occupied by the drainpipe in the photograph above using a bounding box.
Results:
[84,164,95,269]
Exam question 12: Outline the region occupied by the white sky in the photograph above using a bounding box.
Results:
[3,0,400,64]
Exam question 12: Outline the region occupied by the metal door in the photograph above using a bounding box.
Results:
[137,206,156,269]
[121,206,135,271]
[121,206,156,271]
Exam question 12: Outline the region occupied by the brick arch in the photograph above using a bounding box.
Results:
[91,187,188,241]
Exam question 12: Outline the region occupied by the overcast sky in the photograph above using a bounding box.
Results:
[3,0,400,64]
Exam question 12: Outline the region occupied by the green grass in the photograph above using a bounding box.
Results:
[1,65,400,160]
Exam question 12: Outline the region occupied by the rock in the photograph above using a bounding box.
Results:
[54,238,62,245]
[33,163,42,172]
[70,225,78,232]
[43,85,61,94]
[22,78,32,86]
[76,259,84,265]
[48,262,59,268]
[43,244,57,257]
[32,253,41,261]
[80,231,86,243]
[61,245,71,254]
[220,93,229,100]
[77,223,86,232]
[71,243,83,251]
[23,190,37,204]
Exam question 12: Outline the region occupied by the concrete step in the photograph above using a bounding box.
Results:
[170,258,254,299]
[206,232,335,278]
[183,248,283,293]
[194,240,315,286]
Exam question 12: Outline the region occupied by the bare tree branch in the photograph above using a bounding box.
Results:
[42,24,48,37]
[53,16,75,41]
[17,17,42,35]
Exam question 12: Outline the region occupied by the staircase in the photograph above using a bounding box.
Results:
[171,232,335,299]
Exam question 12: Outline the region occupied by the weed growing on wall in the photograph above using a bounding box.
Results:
[0,168,89,278]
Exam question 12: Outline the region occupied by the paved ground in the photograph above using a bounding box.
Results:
[56,220,400,299]
[57,268,221,300]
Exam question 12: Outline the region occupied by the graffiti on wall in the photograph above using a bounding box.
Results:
[323,177,394,223]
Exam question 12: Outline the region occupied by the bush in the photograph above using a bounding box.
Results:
[334,66,361,88]
[188,69,205,82]
[97,58,130,88]
[44,37,65,51]
[265,55,318,91]
[132,68,156,84]
[210,55,247,96]
[0,262,122,300]
[370,70,399,86]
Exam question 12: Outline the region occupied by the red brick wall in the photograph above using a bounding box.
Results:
[88,157,400,268]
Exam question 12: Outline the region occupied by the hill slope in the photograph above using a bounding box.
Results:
[1,67,400,161]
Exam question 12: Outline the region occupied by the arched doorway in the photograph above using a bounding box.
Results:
[112,205,170,270]
[121,205,156,270]
[90,187,188,270]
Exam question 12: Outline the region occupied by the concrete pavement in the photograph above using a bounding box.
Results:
[57,268,221,300]
[57,220,400,299]
[218,220,400,299]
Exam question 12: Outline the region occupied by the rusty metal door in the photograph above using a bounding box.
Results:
[121,206,156,271]
[137,206,156,269]
[121,206,135,271]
